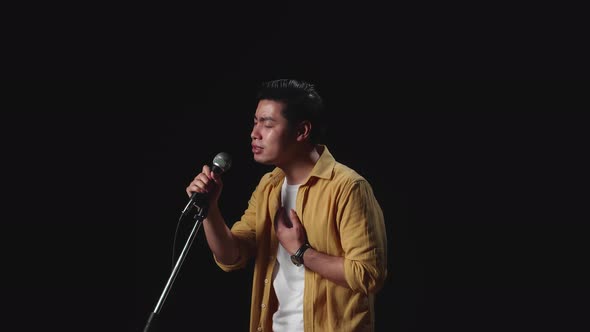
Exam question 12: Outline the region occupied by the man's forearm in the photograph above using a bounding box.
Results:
[303,248,348,288]
[202,205,240,265]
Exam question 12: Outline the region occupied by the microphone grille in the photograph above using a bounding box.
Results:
[212,152,232,173]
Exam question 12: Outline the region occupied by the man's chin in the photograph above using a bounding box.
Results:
[254,155,274,166]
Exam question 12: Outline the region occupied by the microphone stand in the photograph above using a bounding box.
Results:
[143,202,209,332]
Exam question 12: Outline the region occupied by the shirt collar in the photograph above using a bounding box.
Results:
[268,144,335,187]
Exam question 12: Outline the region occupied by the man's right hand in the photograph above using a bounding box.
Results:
[186,165,223,205]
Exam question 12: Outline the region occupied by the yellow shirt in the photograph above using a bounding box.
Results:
[215,145,387,332]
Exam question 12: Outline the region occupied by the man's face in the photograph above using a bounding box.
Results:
[250,99,296,166]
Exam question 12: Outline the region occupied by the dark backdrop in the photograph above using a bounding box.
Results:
[4,81,587,331]
[3,2,588,331]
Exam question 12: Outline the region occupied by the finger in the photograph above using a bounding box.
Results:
[274,207,285,230]
[193,181,208,193]
[190,174,209,193]
[186,182,205,196]
[289,209,301,226]
[196,173,210,186]
[281,208,293,228]
[202,164,211,177]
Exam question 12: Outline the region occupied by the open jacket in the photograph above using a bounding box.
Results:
[215,145,388,332]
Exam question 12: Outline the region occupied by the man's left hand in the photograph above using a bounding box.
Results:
[275,207,307,255]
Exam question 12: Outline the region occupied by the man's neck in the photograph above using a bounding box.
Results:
[281,145,321,185]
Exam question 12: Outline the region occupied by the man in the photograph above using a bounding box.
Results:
[186,79,387,331]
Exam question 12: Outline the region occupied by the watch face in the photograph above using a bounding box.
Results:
[291,255,302,266]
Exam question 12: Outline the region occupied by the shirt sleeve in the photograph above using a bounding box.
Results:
[214,187,258,272]
[338,179,388,294]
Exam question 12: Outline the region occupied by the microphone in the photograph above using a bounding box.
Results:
[180,152,232,219]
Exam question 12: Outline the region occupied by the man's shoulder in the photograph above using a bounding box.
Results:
[256,167,284,187]
[259,170,276,182]
[332,161,366,185]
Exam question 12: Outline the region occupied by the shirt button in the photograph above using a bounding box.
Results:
[257,327,262,331]
[264,279,269,284]
[261,303,266,309]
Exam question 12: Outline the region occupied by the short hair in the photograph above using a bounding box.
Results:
[257,79,326,144]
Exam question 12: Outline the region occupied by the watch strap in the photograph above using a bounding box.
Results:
[293,242,311,265]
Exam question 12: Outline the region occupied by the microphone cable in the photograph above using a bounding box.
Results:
[171,213,185,272]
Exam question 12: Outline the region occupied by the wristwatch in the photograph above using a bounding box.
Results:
[290,242,311,267]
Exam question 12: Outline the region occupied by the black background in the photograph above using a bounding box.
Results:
[3,2,588,332]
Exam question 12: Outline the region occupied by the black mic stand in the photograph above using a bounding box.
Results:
[143,201,208,332]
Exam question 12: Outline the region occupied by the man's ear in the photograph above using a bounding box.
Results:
[296,120,312,142]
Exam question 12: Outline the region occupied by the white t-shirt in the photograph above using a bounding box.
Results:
[272,180,305,332]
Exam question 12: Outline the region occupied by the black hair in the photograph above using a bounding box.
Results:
[256,79,326,144]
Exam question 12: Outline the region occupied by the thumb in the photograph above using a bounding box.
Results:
[210,170,222,183]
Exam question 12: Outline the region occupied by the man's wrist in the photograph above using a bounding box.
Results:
[290,242,311,267]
